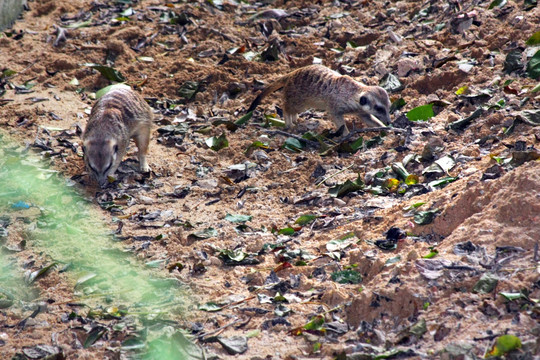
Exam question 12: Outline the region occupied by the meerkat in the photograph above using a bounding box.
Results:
[247,65,391,135]
[82,85,152,188]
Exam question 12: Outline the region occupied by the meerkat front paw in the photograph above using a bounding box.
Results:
[139,158,151,173]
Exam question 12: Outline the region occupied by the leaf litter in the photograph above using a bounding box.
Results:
[1,0,540,358]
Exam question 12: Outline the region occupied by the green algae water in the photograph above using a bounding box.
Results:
[0,132,202,359]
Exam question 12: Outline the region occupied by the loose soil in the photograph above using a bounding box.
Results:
[1,0,539,359]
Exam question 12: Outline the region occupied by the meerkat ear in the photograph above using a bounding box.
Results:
[359,95,369,106]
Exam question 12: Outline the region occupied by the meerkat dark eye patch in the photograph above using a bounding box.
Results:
[375,106,386,114]
[104,162,112,174]
[88,163,98,174]
[360,96,369,106]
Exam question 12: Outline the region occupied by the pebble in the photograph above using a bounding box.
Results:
[194,178,218,189]
[138,195,154,205]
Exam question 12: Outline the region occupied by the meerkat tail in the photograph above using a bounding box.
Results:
[247,76,289,113]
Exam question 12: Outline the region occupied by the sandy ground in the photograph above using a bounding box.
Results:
[1,0,539,359]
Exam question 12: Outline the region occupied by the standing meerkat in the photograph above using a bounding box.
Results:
[247,65,391,134]
[82,85,152,188]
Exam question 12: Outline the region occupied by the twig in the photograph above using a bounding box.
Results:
[315,164,354,188]
[264,130,319,147]
[534,242,539,263]
[53,25,68,47]
[197,319,243,341]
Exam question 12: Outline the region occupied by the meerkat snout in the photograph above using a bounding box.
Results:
[83,138,119,188]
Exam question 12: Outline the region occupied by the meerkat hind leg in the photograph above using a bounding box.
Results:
[284,112,298,128]
[134,130,151,173]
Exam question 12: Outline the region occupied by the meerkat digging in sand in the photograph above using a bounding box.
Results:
[82,85,152,188]
[247,65,391,135]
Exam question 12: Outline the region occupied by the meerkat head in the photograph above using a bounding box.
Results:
[82,137,119,188]
[358,86,391,127]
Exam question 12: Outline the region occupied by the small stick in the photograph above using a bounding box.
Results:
[315,164,354,188]
[197,319,243,341]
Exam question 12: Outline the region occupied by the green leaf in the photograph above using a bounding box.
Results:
[177,81,200,99]
[219,249,247,262]
[198,302,223,312]
[245,140,269,154]
[212,119,239,131]
[235,111,252,126]
[84,326,107,348]
[303,315,325,330]
[294,214,317,226]
[225,214,253,223]
[403,202,426,211]
[473,273,498,294]
[531,83,540,93]
[428,176,458,188]
[278,227,295,235]
[84,63,126,82]
[328,175,364,198]
[283,137,303,152]
[499,292,527,301]
[274,304,291,317]
[96,83,131,99]
[385,255,401,266]
[406,104,434,121]
[447,107,484,130]
[409,318,427,338]
[273,292,287,302]
[455,85,469,95]
[157,123,189,135]
[527,49,540,79]
[526,31,540,46]
[405,174,419,185]
[1,69,16,78]
[187,228,218,241]
[26,262,58,284]
[219,249,260,266]
[391,162,410,181]
[486,334,522,357]
[336,136,364,153]
[206,133,229,151]
[422,247,438,259]
[516,109,540,125]
[414,210,438,225]
[504,50,523,73]
[331,270,362,284]
[524,0,537,10]
[264,113,285,127]
[64,19,92,29]
[326,238,354,252]
[488,0,507,9]
[389,98,406,114]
